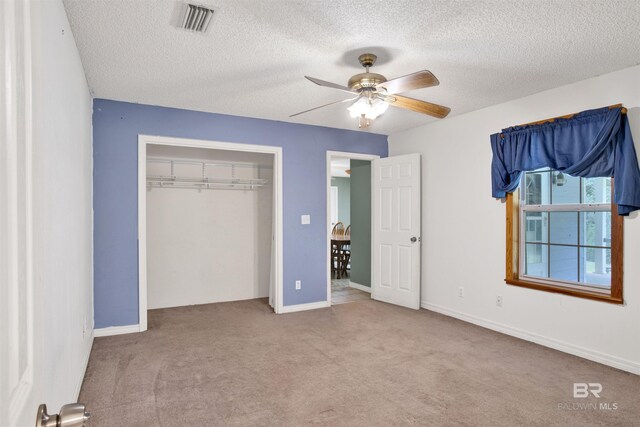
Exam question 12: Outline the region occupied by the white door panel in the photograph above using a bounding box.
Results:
[372,154,421,309]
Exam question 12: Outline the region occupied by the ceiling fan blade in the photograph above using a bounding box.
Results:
[305,76,354,94]
[384,94,450,119]
[376,70,439,94]
[290,96,359,118]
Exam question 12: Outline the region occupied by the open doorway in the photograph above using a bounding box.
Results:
[326,151,379,305]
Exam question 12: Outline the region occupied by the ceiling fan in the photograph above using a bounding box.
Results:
[291,53,451,128]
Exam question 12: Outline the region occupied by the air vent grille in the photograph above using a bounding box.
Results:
[180,3,214,32]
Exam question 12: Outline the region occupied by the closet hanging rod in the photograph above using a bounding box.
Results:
[146,175,269,191]
[147,175,268,185]
[146,182,266,190]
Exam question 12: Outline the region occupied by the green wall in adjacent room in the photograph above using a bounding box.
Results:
[331,176,351,225]
[350,160,371,287]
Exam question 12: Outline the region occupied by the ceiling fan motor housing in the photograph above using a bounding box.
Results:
[349,53,387,92]
[348,73,387,92]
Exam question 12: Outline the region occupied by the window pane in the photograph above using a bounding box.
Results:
[550,245,578,282]
[525,243,548,278]
[580,211,611,247]
[551,172,580,204]
[580,247,611,288]
[582,177,611,204]
[524,170,550,205]
[517,170,617,293]
[549,212,578,245]
[524,212,548,243]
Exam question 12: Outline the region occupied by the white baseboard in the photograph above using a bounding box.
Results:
[349,282,371,293]
[94,324,141,337]
[280,300,330,313]
[74,332,94,401]
[421,301,640,375]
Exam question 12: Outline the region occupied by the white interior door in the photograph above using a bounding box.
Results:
[371,154,421,309]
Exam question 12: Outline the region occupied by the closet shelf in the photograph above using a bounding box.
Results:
[146,157,271,191]
[147,175,268,190]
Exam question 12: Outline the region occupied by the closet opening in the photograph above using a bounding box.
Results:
[138,135,283,331]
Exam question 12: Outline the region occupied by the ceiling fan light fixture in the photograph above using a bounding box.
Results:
[348,97,369,118]
[365,97,389,119]
[347,96,389,120]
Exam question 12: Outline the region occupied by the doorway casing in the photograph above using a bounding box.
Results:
[326,151,380,304]
[138,135,284,331]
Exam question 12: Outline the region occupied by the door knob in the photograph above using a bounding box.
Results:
[410,236,420,243]
[36,403,90,427]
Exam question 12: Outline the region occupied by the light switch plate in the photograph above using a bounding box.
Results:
[301,215,311,225]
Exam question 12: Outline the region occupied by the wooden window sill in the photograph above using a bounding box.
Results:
[505,278,623,305]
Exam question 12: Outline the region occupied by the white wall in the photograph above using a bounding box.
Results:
[14,1,94,425]
[389,65,640,374]
[146,146,273,309]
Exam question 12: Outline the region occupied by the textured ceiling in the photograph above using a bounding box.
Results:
[63,0,640,135]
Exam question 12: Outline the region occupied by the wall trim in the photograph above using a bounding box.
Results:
[349,282,371,293]
[421,301,640,375]
[74,334,94,400]
[94,324,141,337]
[280,300,330,314]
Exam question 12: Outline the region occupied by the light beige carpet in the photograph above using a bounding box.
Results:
[80,299,640,426]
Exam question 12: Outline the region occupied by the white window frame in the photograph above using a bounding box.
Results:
[517,173,612,294]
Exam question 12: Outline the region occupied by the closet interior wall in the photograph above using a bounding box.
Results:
[146,145,273,309]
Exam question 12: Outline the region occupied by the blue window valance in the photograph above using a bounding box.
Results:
[490,106,640,215]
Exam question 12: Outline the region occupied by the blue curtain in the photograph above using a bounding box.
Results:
[490,106,640,215]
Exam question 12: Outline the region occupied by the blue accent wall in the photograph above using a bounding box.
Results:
[93,99,388,328]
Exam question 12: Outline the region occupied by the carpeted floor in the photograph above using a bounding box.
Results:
[80,299,640,426]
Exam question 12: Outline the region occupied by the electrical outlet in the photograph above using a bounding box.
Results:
[458,287,464,298]
[496,296,503,307]
[295,280,301,290]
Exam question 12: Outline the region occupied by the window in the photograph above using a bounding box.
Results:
[505,169,623,303]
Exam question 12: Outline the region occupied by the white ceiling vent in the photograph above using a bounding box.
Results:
[179,3,215,33]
